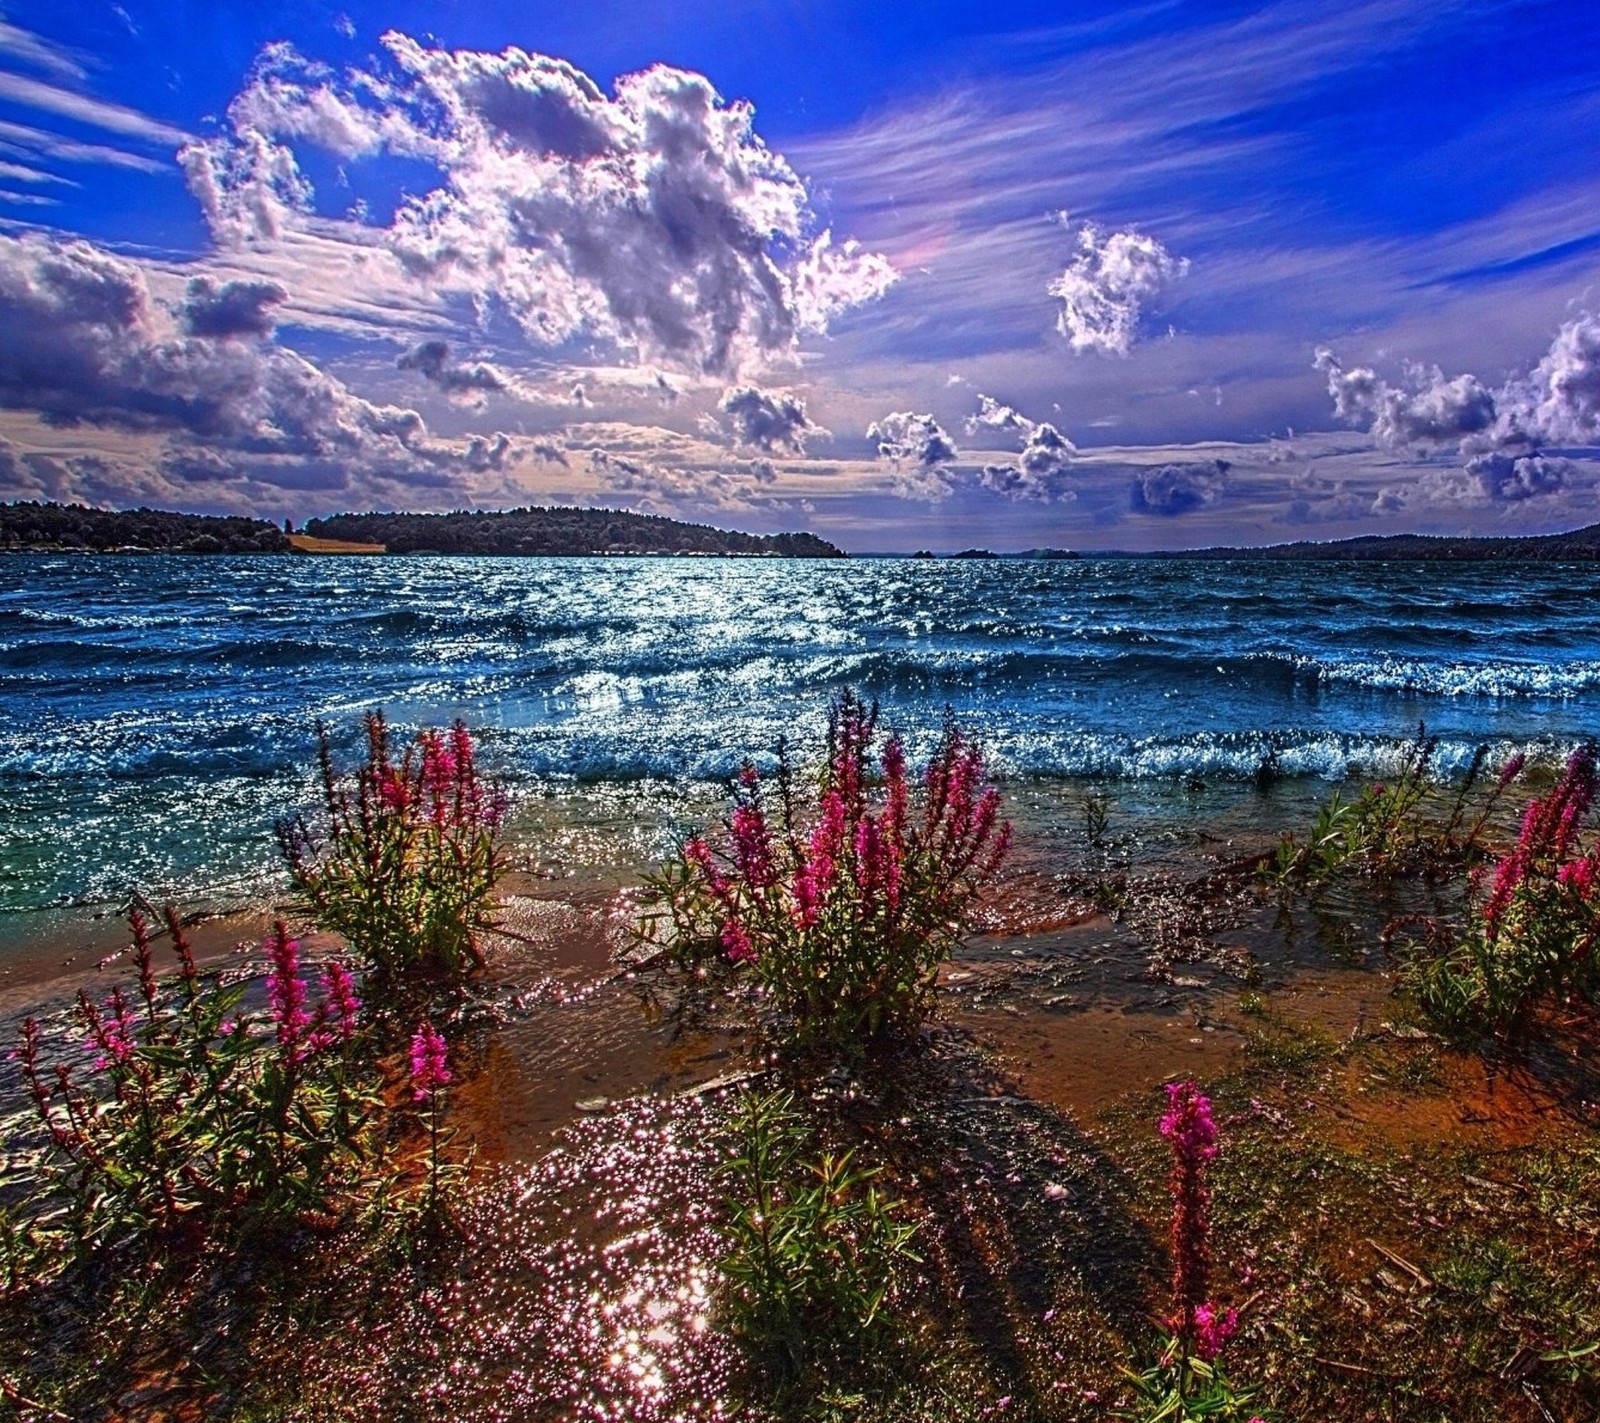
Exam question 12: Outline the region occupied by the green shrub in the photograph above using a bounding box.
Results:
[715,1088,920,1388]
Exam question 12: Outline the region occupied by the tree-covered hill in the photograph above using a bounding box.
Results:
[302,506,845,557]
[0,502,288,553]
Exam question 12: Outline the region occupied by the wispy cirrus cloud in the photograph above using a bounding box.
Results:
[0,69,189,146]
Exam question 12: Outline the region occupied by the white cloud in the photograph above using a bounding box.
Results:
[0,69,189,146]
[0,117,170,173]
[866,410,958,468]
[965,393,1031,434]
[0,232,520,506]
[396,339,519,408]
[963,392,1077,499]
[0,20,86,82]
[1048,223,1187,356]
[1313,348,1494,447]
[1316,311,1600,505]
[182,35,897,378]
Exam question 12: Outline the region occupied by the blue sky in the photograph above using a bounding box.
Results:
[0,0,1598,550]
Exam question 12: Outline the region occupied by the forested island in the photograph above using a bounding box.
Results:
[1170,522,1600,561]
[301,506,845,557]
[0,502,289,553]
[0,501,845,558]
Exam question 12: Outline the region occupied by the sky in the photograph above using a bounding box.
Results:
[0,1,1598,551]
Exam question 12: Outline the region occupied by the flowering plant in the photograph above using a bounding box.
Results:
[277,713,509,986]
[1406,743,1600,1032]
[639,691,1010,1048]
[6,909,379,1278]
[1120,1081,1264,1422]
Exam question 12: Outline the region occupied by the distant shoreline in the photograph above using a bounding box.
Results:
[9,498,1600,562]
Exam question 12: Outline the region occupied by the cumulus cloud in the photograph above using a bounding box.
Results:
[867,411,958,468]
[717,384,819,453]
[180,276,288,338]
[964,393,1077,500]
[1518,313,1600,445]
[964,393,1030,435]
[1049,223,1187,356]
[1464,451,1574,503]
[0,232,527,507]
[182,35,897,377]
[1316,312,1600,505]
[1131,459,1229,516]
[1313,349,1494,447]
[397,339,517,407]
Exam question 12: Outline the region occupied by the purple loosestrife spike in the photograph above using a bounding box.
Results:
[1192,1302,1238,1361]
[409,1022,451,1102]
[731,802,777,889]
[1160,1080,1219,1341]
[322,960,361,1041]
[1498,751,1528,790]
[721,919,757,964]
[266,922,313,1058]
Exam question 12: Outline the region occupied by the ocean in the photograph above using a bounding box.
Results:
[3,552,1598,949]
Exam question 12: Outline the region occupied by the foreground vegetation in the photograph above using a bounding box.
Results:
[2,708,1598,1420]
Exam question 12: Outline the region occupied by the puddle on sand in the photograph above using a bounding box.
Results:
[294,1095,741,1423]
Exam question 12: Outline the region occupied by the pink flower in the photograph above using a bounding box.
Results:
[322,960,361,1041]
[1159,1079,1219,1163]
[1192,1302,1238,1361]
[83,987,136,1071]
[266,923,313,1058]
[731,802,776,889]
[1161,1080,1219,1342]
[721,919,757,964]
[1497,751,1528,789]
[409,1022,451,1103]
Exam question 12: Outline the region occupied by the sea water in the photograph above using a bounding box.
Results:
[3,553,1598,943]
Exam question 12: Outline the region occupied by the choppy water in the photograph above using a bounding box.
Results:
[2,552,1598,935]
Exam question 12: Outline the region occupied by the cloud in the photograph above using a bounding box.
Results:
[396,339,517,407]
[0,117,170,173]
[0,21,86,82]
[0,69,189,146]
[867,410,958,468]
[183,35,897,378]
[1520,312,1600,445]
[586,446,781,512]
[1317,311,1600,504]
[1313,348,1494,447]
[0,232,531,509]
[1049,223,1187,356]
[1131,459,1229,516]
[964,393,1077,499]
[965,393,1031,434]
[716,384,819,453]
[180,276,288,338]
[1464,451,1573,503]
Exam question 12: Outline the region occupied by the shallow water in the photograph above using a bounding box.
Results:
[3,554,1599,945]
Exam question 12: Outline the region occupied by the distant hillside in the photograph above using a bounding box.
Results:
[0,501,287,553]
[1170,523,1600,561]
[303,506,846,558]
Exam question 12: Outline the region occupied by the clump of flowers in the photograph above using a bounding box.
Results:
[6,909,381,1280]
[277,713,509,986]
[1407,743,1600,1033]
[640,691,1011,1049]
[1121,1080,1261,1422]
